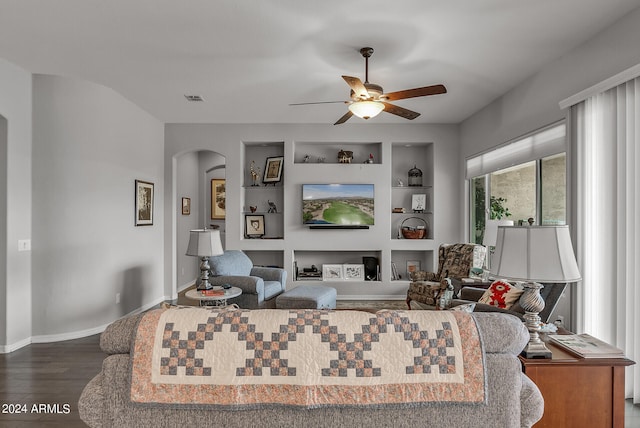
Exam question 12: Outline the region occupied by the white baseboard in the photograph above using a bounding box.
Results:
[178,280,196,293]
[28,296,168,346]
[0,337,32,354]
[1,292,406,353]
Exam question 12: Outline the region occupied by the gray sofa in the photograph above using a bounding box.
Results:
[79,310,543,428]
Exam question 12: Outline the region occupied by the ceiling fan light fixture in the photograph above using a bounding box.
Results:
[348,101,384,120]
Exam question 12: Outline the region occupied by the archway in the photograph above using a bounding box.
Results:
[171,149,225,300]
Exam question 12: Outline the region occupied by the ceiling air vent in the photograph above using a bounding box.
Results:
[184,95,205,102]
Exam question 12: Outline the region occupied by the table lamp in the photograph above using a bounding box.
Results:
[491,225,581,358]
[186,229,224,291]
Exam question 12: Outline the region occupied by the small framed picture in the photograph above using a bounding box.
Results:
[343,264,365,280]
[263,156,284,184]
[211,179,226,219]
[412,194,426,212]
[135,180,154,226]
[322,264,344,281]
[245,215,265,238]
[406,260,421,278]
[181,197,191,215]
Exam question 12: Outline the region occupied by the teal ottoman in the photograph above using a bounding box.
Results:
[275,285,337,309]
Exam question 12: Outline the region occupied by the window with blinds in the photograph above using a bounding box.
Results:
[468,122,567,245]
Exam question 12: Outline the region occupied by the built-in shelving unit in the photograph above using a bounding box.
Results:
[236,139,437,299]
[293,141,382,164]
[238,142,286,280]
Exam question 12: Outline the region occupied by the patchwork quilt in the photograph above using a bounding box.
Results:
[130,307,486,409]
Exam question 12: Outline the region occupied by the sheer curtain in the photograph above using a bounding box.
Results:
[571,77,639,402]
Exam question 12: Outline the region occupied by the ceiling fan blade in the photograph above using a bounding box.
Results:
[382,84,447,101]
[289,101,347,106]
[334,110,354,125]
[342,76,369,99]
[381,102,421,120]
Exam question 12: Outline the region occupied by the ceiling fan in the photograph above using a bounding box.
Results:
[290,47,447,125]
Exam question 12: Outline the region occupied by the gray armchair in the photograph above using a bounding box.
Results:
[451,282,567,323]
[208,250,287,309]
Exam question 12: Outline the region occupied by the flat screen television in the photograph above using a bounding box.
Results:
[302,184,374,228]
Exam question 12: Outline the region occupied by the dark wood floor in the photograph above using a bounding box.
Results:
[0,334,103,427]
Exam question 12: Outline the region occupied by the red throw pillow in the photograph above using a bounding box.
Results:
[478,280,523,310]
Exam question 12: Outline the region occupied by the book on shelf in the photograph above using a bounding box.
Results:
[391,262,399,280]
[200,289,225,297]
[548,333,625,359]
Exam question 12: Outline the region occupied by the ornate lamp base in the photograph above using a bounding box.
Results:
[196,256,213,291]
[520,282,552,359]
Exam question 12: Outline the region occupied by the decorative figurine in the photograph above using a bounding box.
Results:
[267,200,277,213]
[250,161,261,186]
[397,178,405,187]
[364,153,374,164]
[440,278,455,309]
[338,150,353,163]
[303,155,310,163]
[250,206,257,213]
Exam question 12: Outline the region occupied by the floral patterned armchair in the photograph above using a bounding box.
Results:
[406,243,487,309]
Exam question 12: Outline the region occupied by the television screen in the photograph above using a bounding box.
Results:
[302,184,374,226]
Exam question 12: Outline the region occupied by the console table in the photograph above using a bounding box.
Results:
[520,336,634,428]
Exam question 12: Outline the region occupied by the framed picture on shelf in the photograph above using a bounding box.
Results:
[181,197,191,215]
[135,180,154,226]
[322,264,343,281]
[263,156,284,184]
[411,194,426,212]
[245,214,265,238]
[211,179,226,219]
[406,260,421,278]
[343,264,365,280]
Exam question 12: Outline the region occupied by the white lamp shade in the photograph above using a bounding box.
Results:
[483,219,514,246]
[348,101,384,119]
[491,225,581,283]
[185,229,224,257]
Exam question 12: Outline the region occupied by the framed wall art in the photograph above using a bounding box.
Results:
[263,156,284,184]
[135,180,154,226]
[322,264,343,281]
[411,194,426,212]
[211,179,226,219]
[245,214,265,238]
[406,260,421,278]
[343,264,365,280]
[181,197,191,215]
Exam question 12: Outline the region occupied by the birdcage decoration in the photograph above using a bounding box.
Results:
[408,165,423,186]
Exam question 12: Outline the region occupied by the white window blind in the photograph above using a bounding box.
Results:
[465,122,566,179]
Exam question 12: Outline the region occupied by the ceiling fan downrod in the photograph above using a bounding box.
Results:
[360,47,374,84]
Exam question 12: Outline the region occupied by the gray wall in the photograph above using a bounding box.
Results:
[173,150,226,296]
[31,75,165,339]
[0,59,33,351]
[460,7,640,159]
[459,7,640,328]
[175,151,201,290]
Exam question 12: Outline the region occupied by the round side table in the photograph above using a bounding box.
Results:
[185,287,242,307]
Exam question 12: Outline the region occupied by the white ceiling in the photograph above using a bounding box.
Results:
[1,0,639,124]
